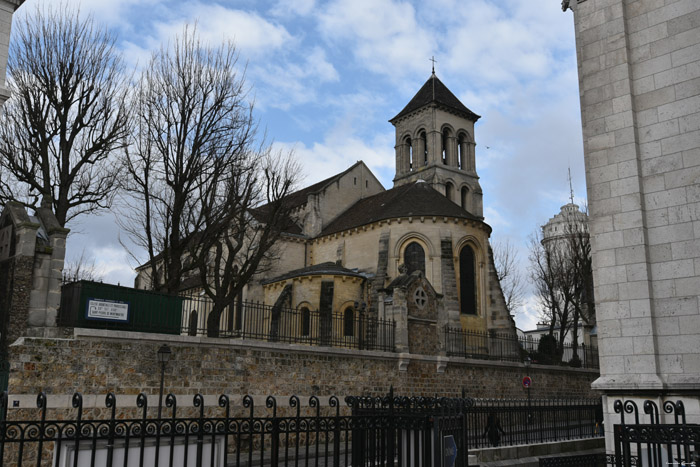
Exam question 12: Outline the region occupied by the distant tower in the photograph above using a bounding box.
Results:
[389,72,484,218]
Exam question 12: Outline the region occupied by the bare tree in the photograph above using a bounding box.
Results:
[120,28,298,336]
[528,205,593,365]
[191,149,298,336]
[491,239,525,316]
[0,6,129,227]
[63,249,104,283]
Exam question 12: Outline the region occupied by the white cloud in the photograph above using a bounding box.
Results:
[270,0,317,17]
[515,294,542,331]
[276,130,395,188]
[149,4,293,56]
[317,0,435,78]
[252,46,339,110]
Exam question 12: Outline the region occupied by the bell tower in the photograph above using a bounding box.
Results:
[389,73,483,218]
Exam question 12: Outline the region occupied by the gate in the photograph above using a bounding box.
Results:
[612,399,699,466]
[348,390,471,467]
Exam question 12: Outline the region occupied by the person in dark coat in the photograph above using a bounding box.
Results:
[483,412,505,447]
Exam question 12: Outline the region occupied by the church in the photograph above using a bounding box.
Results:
[244,72,517,348]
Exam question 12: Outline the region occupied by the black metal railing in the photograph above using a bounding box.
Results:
[465,397,603,449]
[181,297,395,352]
[612,399,699,466]
[444,326,600,369]
[58,281,395,352]
[0,390,604,466]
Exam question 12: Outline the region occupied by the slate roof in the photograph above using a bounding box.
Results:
[263,261,365,285]
[320,181,482,237]
[390,74,480,123]
[259,161,366,214]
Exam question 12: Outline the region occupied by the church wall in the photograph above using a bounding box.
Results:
[245,237,306,303]
[316,163,384,231]
[7,329,601,405]
[309,217,506,335]
[263,274,364,313]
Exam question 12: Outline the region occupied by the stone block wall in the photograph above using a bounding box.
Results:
[564,0,700,453]
[7,329,600,407]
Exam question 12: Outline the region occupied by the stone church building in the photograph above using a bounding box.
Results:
[134,73,517,346]
[238,73,516,343]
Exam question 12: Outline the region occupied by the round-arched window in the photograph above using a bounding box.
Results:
[300,307,311,336]
[459,245,477,315]
[404,242,425,275]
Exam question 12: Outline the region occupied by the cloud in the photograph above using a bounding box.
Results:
[270,0,317,17]
[516,294,542,331]
[317,0,436,78]
[275,129,395,188]
[148,4,293,56]
[252,46,339,110]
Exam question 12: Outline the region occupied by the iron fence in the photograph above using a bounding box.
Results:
[180,296,395,352]
[0,390,604,466]
[58,281,395,352]
[612,398,699,467]
[444,326,599,369]
[465,396,603,449]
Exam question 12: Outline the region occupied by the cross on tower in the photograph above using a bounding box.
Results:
[430,56,437,74]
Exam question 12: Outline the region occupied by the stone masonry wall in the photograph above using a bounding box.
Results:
[0,255,32,353]
[7,329,600,404]
[567,0,700,392]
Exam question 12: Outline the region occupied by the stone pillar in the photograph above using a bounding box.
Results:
[427,129,441,165]
[415,136,426,168]
[394,144,402,176]
[447,136,458,168]
[564,0,700,441]
[27,207,68,328]
[439,236,460,325]
[469,143,476,173]
[390,290,409,353]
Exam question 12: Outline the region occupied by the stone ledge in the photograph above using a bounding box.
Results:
[15,327,600,376]
[475,438,604,465]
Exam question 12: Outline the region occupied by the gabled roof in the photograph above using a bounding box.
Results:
[390,74,480,123]
[320,181,482,237]
[263,261,365,285]
[266,161,367,213]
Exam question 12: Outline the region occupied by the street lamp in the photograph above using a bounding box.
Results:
[157,344,172,420]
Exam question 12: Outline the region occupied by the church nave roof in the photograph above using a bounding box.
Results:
[320,181,481,237]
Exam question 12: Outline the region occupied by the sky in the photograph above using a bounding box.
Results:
[13,0,587,331]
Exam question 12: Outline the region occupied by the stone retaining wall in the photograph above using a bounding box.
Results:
[7,328,599,405]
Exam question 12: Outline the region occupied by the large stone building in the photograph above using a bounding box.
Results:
[0,0,22,107]
[136,73,517,344]
[563,0,700,440]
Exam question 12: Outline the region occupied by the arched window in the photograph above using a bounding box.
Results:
[343,307,354,337]
[404,242,425,274]
[459,245,477,315]
[458,134,465,169]
[442,129,449,164]
[461,187,469,210]
[446,182,454,202]
[420,131,428,165]
[300,307,311,336]
[406,136,413,171]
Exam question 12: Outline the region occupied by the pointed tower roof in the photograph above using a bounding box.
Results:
[389,73,480,123]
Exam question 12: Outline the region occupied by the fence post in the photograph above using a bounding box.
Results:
[331,396,341,467]
[267,396,279,466]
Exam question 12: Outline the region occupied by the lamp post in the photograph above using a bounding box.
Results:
[524,356,532,443]
[157,344,172,420]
